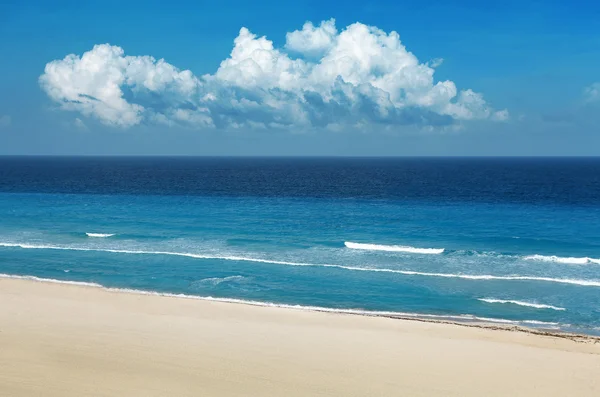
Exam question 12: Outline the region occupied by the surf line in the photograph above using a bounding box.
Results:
[1,242,600,288]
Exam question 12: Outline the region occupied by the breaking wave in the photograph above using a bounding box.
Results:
[344,241,444,254]
[523,254,600,265]
[478,298,566,311]
[344,242,599,266]
[86,233,115,238]
[396,271,600,287]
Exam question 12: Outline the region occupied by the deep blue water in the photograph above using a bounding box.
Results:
[1,157,600,334]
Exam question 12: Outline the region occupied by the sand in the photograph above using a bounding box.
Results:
[1,278,599,396]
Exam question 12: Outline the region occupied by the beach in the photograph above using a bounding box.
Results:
[1,278,599,396]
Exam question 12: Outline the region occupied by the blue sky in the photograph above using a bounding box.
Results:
[1,0,599,155]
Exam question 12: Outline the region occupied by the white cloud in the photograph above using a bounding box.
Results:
[0,115,11,128]
[491,109,510,121]
[285,19,338,57]
[429,58,444,68]
[584,83,600,103]
[39,20,507,131]
[40,45,144,128]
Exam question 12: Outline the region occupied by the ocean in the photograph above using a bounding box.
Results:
[1,157,599,334]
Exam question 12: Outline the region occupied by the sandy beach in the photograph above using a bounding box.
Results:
[1,278,599,396]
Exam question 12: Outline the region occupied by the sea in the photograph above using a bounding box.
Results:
[1,157,599,335]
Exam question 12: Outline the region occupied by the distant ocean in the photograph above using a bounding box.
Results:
[1,157,599,335]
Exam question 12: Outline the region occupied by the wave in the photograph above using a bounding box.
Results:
[344,242,599,265]
[396,270,600,287]
[523,254,600,265]
[0,273,560,329]
[478,298,566,311]
[344,241,444,254]
[2,242,600,287]
[0,273,102,287]
[5,237,597,268]
[0,242,322,265]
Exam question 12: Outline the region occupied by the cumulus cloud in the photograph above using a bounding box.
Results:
[584,83,600,103]
[0,115,11,128]
[39,20,507,131]
[285,19,338,57]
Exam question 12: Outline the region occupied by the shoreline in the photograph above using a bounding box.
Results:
[2,277,600,396]
[2,273,598,343]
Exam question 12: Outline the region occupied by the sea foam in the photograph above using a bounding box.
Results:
[396,270,600,287]
[0,273,102,288]
[478,298,566,311]
[523,254,600,265]
[86,233,115,238]
[344,241,444,254]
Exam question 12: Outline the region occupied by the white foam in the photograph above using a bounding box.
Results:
[396,270,600,287]
[0,273,102,288]
[0,273,560,328]
[478,298,566,311]
[344,241,444,254]
[2,242,600,288]
[523,254,600,265]
[0,242,322,266]
[520,320,561,327]
[0,243,265,262]
[86,233,115,238]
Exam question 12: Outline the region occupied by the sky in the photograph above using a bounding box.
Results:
[1,0,599,156]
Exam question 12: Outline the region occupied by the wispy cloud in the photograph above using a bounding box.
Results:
[73,117,89,131]
[39,19,507,131]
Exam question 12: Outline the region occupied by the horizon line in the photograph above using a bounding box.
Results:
[1,155,600,159]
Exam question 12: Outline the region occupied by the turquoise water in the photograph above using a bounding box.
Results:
[1,157,599,334]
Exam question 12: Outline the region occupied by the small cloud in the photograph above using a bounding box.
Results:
[0,115,11,128]
[584,83,600,103]
[491,109,509,121]
[429,58,444,68]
